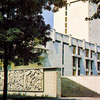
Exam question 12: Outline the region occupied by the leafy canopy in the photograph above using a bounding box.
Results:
[0,0,59,65]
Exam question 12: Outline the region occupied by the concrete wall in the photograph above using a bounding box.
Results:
[54,7,65,34]
[67,1,89,41]
[89,2,100,45]
[0,67,61,98]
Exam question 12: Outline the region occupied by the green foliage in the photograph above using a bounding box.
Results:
[0,0,53,65]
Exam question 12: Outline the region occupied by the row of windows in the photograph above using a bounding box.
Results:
[65,6,67,34]
[62,43,100,76]
[63,61,100,76]
[62,44,100,65]
[73,58,100,76]
[72,46,100,59]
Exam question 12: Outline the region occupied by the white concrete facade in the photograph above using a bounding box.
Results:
[42,30,100,76]
[54,0,100,45]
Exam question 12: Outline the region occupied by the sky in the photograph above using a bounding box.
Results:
[42,8,54,29]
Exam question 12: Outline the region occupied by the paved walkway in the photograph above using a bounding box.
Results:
[6,97,100,100]
[59,97,100,100]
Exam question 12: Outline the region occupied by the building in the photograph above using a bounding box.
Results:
[42,30,100,76]
[40,0,100,76]
[54,0,100,45]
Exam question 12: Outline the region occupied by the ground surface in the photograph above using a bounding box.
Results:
[6,97,100,100]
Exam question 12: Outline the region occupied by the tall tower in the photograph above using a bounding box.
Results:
[54,0,100,45]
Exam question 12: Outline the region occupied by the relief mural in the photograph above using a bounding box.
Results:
[0,69,44,91]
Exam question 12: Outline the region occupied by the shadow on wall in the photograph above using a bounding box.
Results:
[41,56,51,67]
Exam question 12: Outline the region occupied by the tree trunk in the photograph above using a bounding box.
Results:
[3,45,8,100]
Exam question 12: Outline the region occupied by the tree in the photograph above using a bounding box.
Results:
[0,0,57,99]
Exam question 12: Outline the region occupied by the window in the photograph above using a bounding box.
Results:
[97,62,100,71]
[91,51,93,58]
[65,6,67,10]
[65,23,67,28]
[65,17,67,22]
[86,49,89,57]
[97,53,100,60]
[65,11,67,16]
[91,61,93,70]
[86,71,89,75]
[73,57,76,67]
[86,60,89,69]
[78,70,80,75]
[78,47,81,55]
[98,73,100,75]
[73,69,76,76]
[62,68,64,76]
[73,46,76,54]
[91,72,93,75]
[65,29,67,34]
[62,43,64,65]
[78,58,81,68]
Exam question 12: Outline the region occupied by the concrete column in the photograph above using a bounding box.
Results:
[94,53,98,75]
[69,34,72,47]
[89,61,91,75]
[76,40,78,55]
[95,43,97,53]
[89,43,91,58]
[83,39,85,50]
[76,58,78,76]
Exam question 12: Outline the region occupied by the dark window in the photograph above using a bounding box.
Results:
[62,68,64,76]
[86,60,89,69]
[97,62,100,71]
[73,57,76,67]
[78,70,80,75]
[65,11,67,16]
[78,58,81,68]
[73,69,76,76]
[86,71,89,75]
[65,17,67,22]
[91,51,92,58]
[78,47,81,55]
[91,61,93,70]
[91,72,93,75]
[86,49,89,57]
[65,6,67,10]
[97,53,100,60]
[73,46,76,54]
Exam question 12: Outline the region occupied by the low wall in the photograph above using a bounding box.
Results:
[0,67,61,97]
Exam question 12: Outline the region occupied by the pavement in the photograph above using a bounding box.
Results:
[6,97,100,100]
[59,97,100,100]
